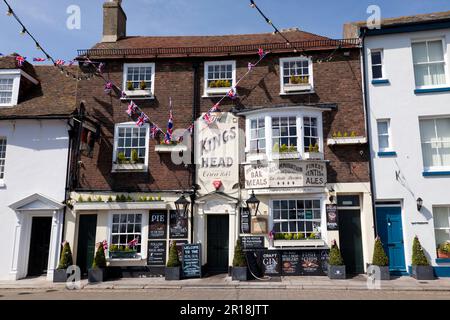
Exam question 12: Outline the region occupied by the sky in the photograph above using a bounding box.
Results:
[0,0,449,62]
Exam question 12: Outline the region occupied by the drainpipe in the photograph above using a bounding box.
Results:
[360,28,378,236]
[190,61,200,243]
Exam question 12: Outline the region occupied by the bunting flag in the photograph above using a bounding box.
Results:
[68,60,75,66]
[258,48,266,59]
[33,57,46,62]
[150,124,161,139]
[97,63,105,74]
[136,113,148,127]
[227,87,237,99]
[128,237,139,248]
[121,91,127,99]
[55,59,65,66]
[248,62,256,71]
[165,98,174,144]
[126,101,137,116]
[104,81,113,94]
[16,55,25,67]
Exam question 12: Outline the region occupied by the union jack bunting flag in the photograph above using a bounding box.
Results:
[104,81,113,94]
[55,59,65,66]
[164,98,174,144]
[126,101,137,116]
[202,112,215,125]
[227,87,237,99]
[248,62,256,71]
[258,48,266,59]
[136,113,148,127]
[97,63,105,74]
[16,55,25,67]
[150,124,160,139]
[33,57,46,62]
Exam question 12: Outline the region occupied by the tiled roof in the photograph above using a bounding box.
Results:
[0,57,78,119]
[79,29,359,58]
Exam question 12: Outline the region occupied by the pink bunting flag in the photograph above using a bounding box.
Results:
[104,81,113,94]
[33,57,46,62]
[16,55,25,67]
[248,62,256,71]
[126,101,137,116]
[55,59,65,66]
[258,48,266,59]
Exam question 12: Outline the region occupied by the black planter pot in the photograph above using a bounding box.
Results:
[368,265,390,280]
[328,265,346,279]
[53,269,68,283]
[232,267,248,281]
[88,268,105,283]
[411,265,435,280]
[165,267,181,281]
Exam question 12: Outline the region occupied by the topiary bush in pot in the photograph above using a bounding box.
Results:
[232,239,248,281]
[328,240,346,279]
[165,241,181,280]
[368,236,390,280]
[53,241,73,283]
[88,242,107,283]
[411,236,434,280]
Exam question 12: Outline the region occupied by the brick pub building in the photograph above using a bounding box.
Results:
[64,0,375,277]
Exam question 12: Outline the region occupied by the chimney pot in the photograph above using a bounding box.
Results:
[102,0,127,42]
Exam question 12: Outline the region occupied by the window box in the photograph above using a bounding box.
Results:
[327,136,367,145]
[112,163,147,172]
[155,144,188,153]
[283,83,313,92]
[273,239,325,247]
[303,152,324,160]
[122,89,153,98]
[272,151,301,160]
[109,251,138,259]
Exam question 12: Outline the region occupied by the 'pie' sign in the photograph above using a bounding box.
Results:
[213,180,222,190]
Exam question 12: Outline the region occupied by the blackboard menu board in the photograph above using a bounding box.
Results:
[280,249,330,276]
[182,244,202,278]
[169,210,188,239]
[241,236,265,251]
[281,251,301,275]
[326,204,339,230]
[149,212,167,239]
[260,251,281,276]
[147,240,167,266]
[240,208,251,234]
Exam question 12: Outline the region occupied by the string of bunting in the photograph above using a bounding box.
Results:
[249,0,342,63]
[2,0,94,81]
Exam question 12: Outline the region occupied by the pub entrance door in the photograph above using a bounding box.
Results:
[207,215,229,274]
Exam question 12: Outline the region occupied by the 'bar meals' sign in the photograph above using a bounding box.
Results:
[244,161,327,189]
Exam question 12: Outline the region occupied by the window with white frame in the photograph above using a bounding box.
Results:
[249,117,266,152]
[419,118,450,171]
[377,120,392,151]
[272,199,321,239]
[272,116,297,151]
[111,213,142,253]
[412,40,447,88]
[0,78,14,105]
[0,138,6,181]
[280,57,313,93]
[303,117,319,152]
[371,50,384,79]
[113,123,149,167]
[433,207,450,249]
[204,61,235,95]
[123,63,155,95]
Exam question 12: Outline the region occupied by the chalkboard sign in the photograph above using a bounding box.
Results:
[240,208,251,234]
[281,251,301,275]
[169,210,188,239]
[259,251,281,276]
[326,204,339,230]
[241,236,265,251]
[149,212,167,239]
[147,240,167,266]
[182,243,202,278]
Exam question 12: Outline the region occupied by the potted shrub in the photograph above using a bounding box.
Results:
[139,80,147,90]
[411,236,434,280]
[328,240,346,279]
[109,244,138,259]
[126,81,134,91]
[369,237,390,280]
[88,241,107,283]
[165,241,181,280]
[437,241,450,259]
[232,239,248,281]
[53,241,73,283]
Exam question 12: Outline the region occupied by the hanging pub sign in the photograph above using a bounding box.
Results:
[147,240,167,266]
[169,210,188,239]
[182,243,202,278]
[326,204,339,230]
[240,207,251,234]
[240,236,265,251]
[149,211,167,239]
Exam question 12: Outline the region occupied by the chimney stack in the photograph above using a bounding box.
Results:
[102,0,127,42]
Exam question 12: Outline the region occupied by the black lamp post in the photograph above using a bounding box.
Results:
[416,197,423,212]
[246,190,260,216]
[175,195,190,217]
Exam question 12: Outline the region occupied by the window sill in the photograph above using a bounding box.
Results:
[112,163,147,173]
[272,152,301,160]
[203,87,232,97]
[378,151,397,157]
[273,239,325,248]
[155,144,187,153]
[436,258,450,264]
[423,171,450,177]
[121,90,154,100]
[327,136,367,145]
[303,152,324,160]
[372,79,390,85]
[280,90,315,96]
[414,87,450,94]
[283,84,313,92]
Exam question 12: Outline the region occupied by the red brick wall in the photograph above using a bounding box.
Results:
[75,48,368,191]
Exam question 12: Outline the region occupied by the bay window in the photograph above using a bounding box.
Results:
[272,199,322,239]
[112,123,149,172]
[204,61,236,96]
[303,117,319,152]
[412,40,447,88]
[280,57,314,94]
[249,117,266,152]
[419,118,450,172]
[272,116,297,152]
[111,213,142,255]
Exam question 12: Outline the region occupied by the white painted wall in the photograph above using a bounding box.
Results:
[364,28,450,268]
[0,119,70,280]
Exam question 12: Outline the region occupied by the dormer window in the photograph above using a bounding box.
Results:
[280,57,314,94]
[204,61,236,97]
[0,72,21,107]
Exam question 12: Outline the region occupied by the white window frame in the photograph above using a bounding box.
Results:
[112,122,150,173]
[0,70,21,107]
[203,60,236,97]
[279,56,314,95]
[433,206,450,249]
[370,49,386,80]
[0,137,6,186]
[248,117,266,153]
[377,119,393,152]
[419,117,450,172]
[122,63,155,99]
[245,108,323,161]
[411,38,449,89]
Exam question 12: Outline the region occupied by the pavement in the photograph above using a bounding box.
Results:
[1,274,450,292]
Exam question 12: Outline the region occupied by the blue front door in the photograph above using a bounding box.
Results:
[376,206,406,274]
